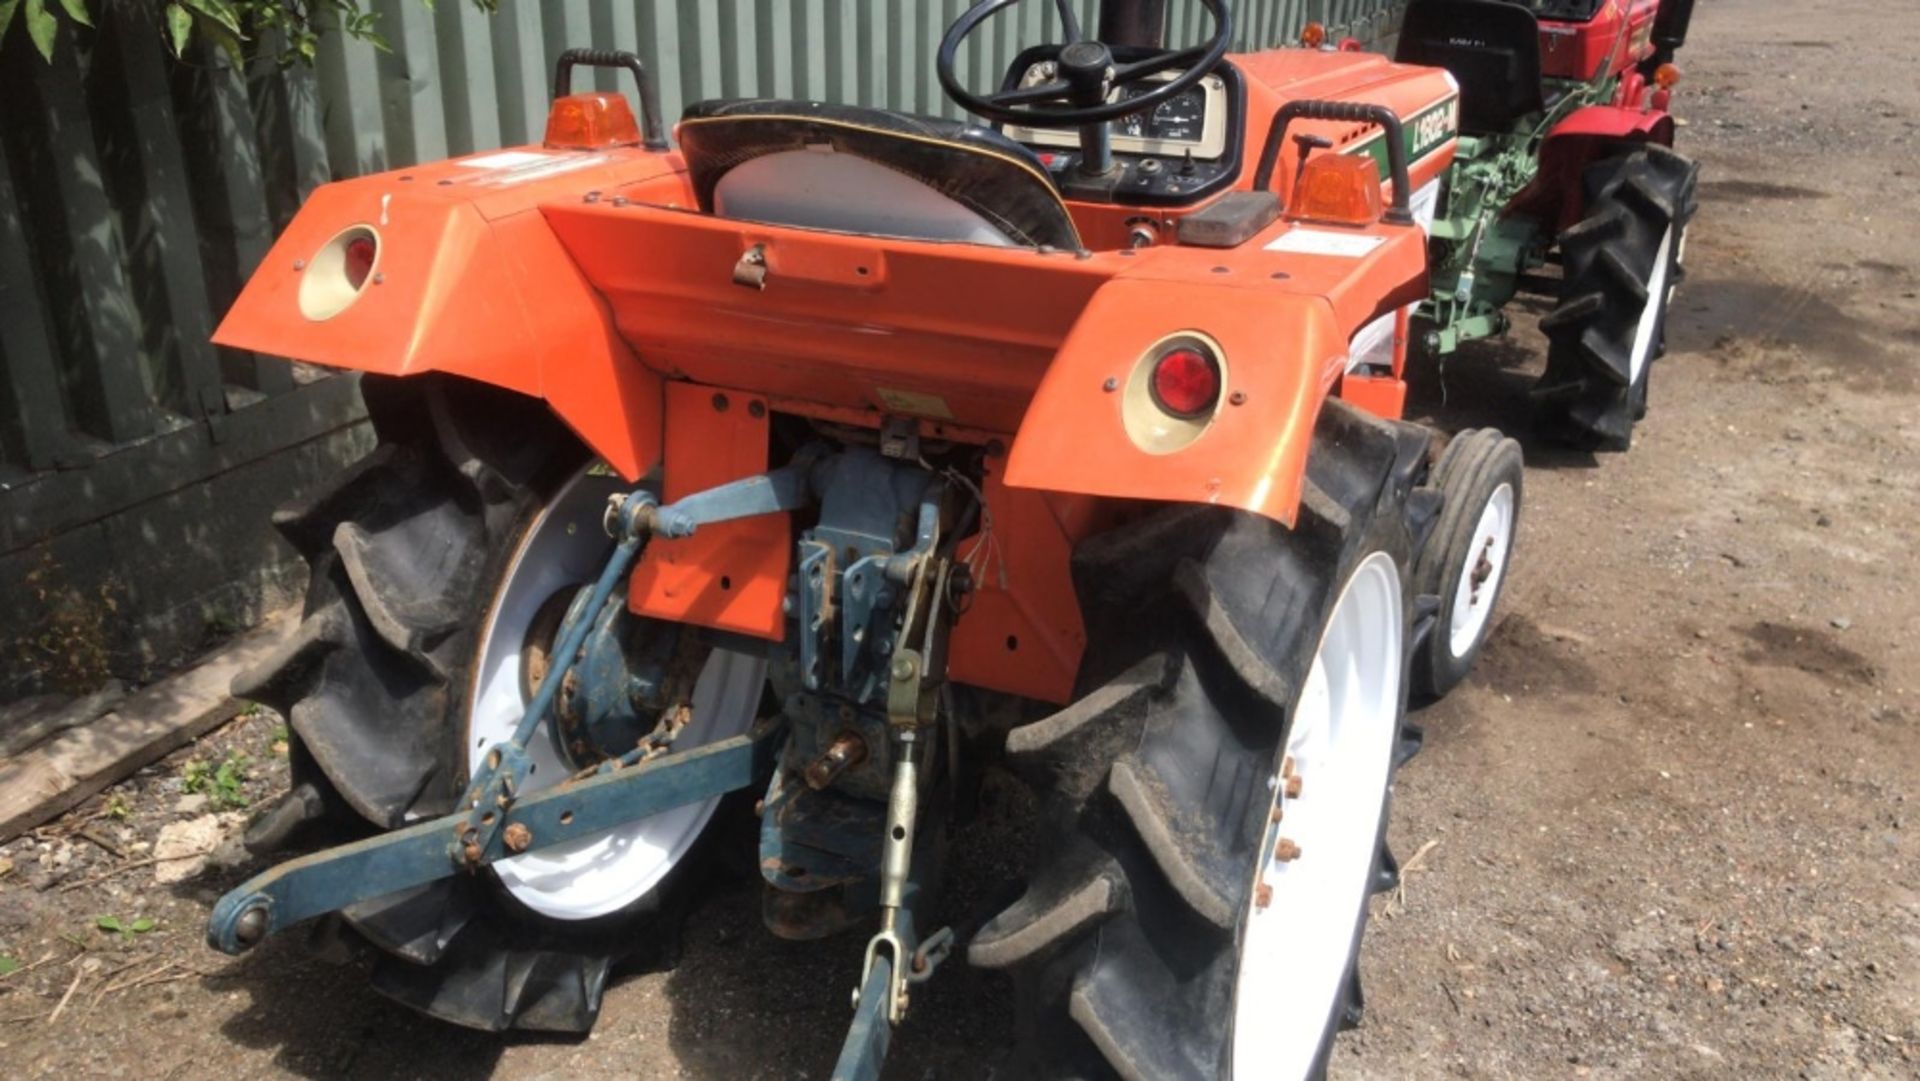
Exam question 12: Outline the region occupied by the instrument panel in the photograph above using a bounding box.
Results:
[1001,67,1232,161]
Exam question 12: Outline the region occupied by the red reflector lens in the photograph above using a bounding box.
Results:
[1151,347,1221,417]
[343,236,376,290]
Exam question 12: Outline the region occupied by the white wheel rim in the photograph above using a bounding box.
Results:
[466,467,765,921]
[1446,481,1515,660]
[1628,224,1675,384]
[1231,552,1404,1080]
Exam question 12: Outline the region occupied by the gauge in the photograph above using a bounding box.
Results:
[1148,87,1206,142]
[1000,71,1229,161]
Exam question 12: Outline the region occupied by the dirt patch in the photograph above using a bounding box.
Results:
[1698,178,1830,202]
[1678,277,1917,393]
[1738,620,1879,688]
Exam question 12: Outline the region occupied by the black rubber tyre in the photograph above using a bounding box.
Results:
[1536,144,1700,451]
[235,374,692,1032]
[969,401,1439,1079]
[1410,429,1523,700]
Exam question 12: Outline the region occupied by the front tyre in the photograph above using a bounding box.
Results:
[970,402,1434,1079]
[1410,429,1523,699]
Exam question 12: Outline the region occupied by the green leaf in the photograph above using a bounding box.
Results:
[129,917,156,934]
[182,0,237,36]
[163,1,189,56]
[0,955,20,976]
[95,915,125,934]
[196,15,243,69]
[0,0,22,39]
[23,0,56,60]
[55,0,85,28]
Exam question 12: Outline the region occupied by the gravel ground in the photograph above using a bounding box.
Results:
[2,0,1916,1076]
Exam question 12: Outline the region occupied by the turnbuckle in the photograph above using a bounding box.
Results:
[854,727,924,1024]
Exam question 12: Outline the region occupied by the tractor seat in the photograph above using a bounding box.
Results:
[1395,0,1545,134]
[676,99,1082,251]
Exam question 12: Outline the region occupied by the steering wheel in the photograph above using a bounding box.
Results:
[936,0,1232,134]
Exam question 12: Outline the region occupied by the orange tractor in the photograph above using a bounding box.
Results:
[207,2,1528,1075]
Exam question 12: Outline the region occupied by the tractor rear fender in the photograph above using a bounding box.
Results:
[1510,105,1677,230]
[212,149,697,480]
[1004,262,1425,529]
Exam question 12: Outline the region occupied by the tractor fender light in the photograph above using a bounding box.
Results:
[544,91,643,151]
[1652,63,1682,90]
[1289,153,1384,226]
[1122,334,1228,455]
[1299,22,1327,48]
[298,225,380,321]
[342,235,376,291]
[1151,346,1221,418]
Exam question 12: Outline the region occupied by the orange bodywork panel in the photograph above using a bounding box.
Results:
[1005,217,1428,525]
[947,470,1098,705]
[210,45,1456,703]
[212,148,694,480]
[627,382,790,640]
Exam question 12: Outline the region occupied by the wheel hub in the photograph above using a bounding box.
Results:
[1448,482,1515,659]
[1232,552,1404,1079]
[466,466,765,921]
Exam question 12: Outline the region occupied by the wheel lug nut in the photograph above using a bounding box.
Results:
[1274,837,1301,862]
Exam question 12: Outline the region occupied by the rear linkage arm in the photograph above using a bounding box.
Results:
[207,451,823,954]
[208,442,962,1081]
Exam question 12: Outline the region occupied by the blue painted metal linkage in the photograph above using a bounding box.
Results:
[831,954,894,1081]
[206,719,784,954]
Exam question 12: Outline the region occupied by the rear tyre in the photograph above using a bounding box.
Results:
[1536,144,1700,451]
[1410,429,1523,700]
[235,374,763,1032]
[970,402,1436,1079]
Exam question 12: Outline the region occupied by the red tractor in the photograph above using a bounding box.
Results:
[1389,0,1702,449]
[206,2,1535,1075]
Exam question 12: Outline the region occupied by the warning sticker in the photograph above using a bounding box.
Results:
[1263,228,1387,258]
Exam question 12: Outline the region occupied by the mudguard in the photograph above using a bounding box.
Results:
[1006,224,1429,528]
[1511,105,1677,230]
[212,148,693,480]
[1549,103,1676,147]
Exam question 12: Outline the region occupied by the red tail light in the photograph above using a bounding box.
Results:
[343,235,377,291]
[1150,346,1221,418]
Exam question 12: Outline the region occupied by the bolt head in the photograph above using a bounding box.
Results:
[1274,837,1302,862]
[503,822,533,853]
[1284,775,1302,799]
[234,905,269,947]
[891,657,914,681]
[1254,882,1273,910]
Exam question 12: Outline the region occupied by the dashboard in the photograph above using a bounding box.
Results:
[997,55,1243,205]
[1003,69,1231,160]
